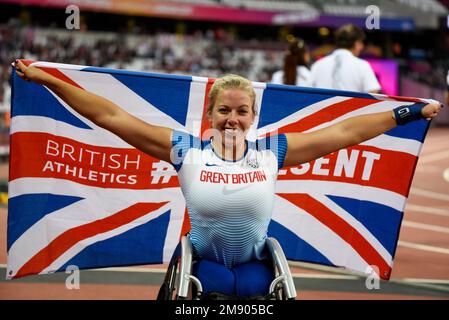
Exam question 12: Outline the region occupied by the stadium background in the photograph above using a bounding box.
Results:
[0,0,448,300]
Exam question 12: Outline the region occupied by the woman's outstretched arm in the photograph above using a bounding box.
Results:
[284,103,442,167]
[14,60,173,162]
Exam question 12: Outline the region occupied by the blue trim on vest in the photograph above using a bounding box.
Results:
[171,130,201,171]
[171,131,288,170]
[257,134,288,169]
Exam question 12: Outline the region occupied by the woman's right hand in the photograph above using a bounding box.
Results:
[13,60,50,85]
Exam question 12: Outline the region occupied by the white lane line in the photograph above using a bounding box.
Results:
[287,262,449,292]
[419,150,449,164]
[389,278,449,293]
[421,135,449,149]
[410,188,449,202]
[91,266,168,273]
[444,168,449,183]
[398,241,449,255]
[291,273,358,280]
[402,220,449,234]
[421,144,449,155]
[415,165,444,173]
[405,204,449,217]
[402,278,449,285]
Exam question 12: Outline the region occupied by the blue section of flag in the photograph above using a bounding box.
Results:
[327,195,403,256]
[384,118,429,142]
[56,210,171,271]
[7,193,84,251]
[259,85,330,128]
[83,67,192,126]
[268,220,333,266]
[11,72,92,129]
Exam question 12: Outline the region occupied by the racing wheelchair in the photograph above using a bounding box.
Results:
[156,236,296,300]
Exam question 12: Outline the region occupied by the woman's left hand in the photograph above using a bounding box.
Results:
[422,102,443,120]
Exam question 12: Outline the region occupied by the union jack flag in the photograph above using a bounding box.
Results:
[7,61,432,280]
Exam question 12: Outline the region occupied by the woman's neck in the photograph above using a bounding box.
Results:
[211,138,247,161]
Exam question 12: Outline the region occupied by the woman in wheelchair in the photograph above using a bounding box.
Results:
[14,60,442,300]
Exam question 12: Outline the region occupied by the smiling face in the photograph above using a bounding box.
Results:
[208,88,255,152]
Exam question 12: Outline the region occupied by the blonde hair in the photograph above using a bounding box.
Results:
[208,74,256,115]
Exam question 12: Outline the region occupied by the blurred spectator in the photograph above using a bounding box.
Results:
[309,24,381,93]
[446,70,449,106]
[1,21,448,114]
[271,37,311,86]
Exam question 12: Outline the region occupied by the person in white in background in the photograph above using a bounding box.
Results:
[271,37,311,87]
[310,24,381,93]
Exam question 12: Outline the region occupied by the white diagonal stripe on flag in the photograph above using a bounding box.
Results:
[272,195,371,272]
[275,180,406,212]
[60,69,186,130]
[305,100,416,133]
[257,96,351,136]
[359,134,423,156]
[315,193,393,263]
[40,202,179,275]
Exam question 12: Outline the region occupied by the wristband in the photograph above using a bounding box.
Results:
[393,104,424,125]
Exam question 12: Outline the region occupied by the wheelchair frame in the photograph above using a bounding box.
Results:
[157,236,297,300]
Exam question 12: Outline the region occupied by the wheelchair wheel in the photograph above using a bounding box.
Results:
[157,236,202,300]
[157,236,296,300]
[156,257,178,300]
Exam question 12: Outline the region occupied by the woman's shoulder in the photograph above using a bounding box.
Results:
[254,134,287,151]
